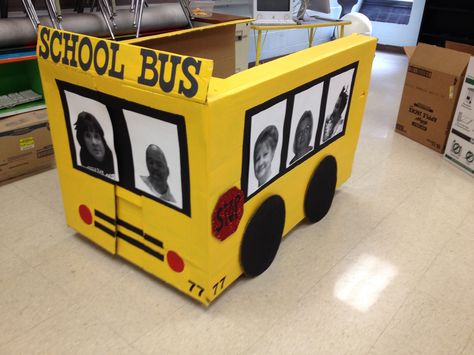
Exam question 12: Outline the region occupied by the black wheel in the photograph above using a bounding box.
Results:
[240,195,285,277]
[304,155,337,223]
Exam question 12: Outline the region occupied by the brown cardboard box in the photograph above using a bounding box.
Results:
[132,21,236,78]
[0,109,54,183]
[395,43,471,152]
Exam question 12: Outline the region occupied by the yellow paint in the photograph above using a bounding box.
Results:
[37,22,376,305]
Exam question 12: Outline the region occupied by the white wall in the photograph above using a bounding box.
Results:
[369,0,425,46]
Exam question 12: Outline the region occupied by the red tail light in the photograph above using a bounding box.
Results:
[79,204,92,225]
[167,251,184,272]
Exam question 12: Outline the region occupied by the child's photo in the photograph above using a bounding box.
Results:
[123,109,183,209]
[64,91,119,181]
[141,144,176,204]
[286,82,323,167]
[321,68,354,144]
[247,100,286,196]
[254,125,279,187]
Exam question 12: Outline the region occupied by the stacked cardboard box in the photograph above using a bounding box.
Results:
[395,43,471,153]
[0,109,54,183]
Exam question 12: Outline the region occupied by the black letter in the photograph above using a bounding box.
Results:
[61,33,79,67]
[137,48,158,86]
[93,40,109,76]
[108,42,125,79]
[78,37,93,71]
[178,57,201,98]
[215,208,224,233]
[38,27,50,59]
[158,54,181,93]
[50,31,62,63]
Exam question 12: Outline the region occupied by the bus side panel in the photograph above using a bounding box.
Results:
[205,35,377,292]
[38,64,117,254]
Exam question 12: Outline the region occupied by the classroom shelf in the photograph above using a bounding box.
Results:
[0,48,45,118]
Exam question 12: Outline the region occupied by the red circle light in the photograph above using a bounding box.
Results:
[167,251,185,273]
[79,204,93,225]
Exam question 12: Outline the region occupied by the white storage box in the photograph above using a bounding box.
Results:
[444,57,474,176]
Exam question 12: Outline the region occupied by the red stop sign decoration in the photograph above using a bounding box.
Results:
[212,187,244,241]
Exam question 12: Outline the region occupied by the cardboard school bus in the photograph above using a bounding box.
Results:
[36,21,376,305]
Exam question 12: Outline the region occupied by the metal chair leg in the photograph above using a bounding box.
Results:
[102,0,117,28]
[1,0,8,18]
[98,0,115,39]
[135,0,144,37]
[21,0,40,31]
[54,0,63,27]
[44,0,63,29]
[179,0,194,28]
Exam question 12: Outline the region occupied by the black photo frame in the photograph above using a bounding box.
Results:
[57,80,191,216]
[243,98,288,198]
[241,62,358,201]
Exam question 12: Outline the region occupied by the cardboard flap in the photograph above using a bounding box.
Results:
[410,43,470,77]
[445,41,474,56]
[403,46,416,59]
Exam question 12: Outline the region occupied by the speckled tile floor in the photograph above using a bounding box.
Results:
[1,50,473,355]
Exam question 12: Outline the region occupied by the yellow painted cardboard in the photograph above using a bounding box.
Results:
[37,24,376,305]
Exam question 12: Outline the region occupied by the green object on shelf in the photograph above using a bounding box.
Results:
[0,57,45,118]
[0,60,43,96]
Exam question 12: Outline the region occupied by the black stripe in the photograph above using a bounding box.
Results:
[144,234,164,249]
[94,210,116,225]
[0,123,48,138]
[117,219,143,236]
[452,129,473,143]
[117,231,164,261]
[94,221,115,237]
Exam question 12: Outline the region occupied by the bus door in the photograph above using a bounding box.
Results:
[67,175,118,255]
[53,80,119,255]
[109,92,192,284]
